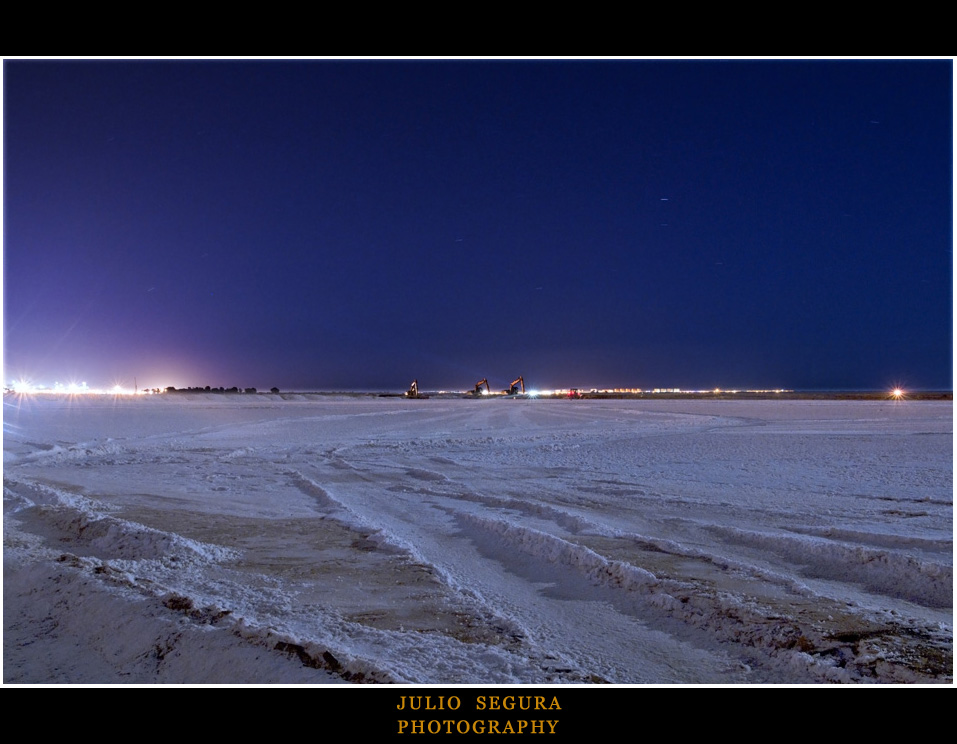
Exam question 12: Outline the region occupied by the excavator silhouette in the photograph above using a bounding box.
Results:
[470,378,491,397]
[405,379,429,399]
[504,376,525,395]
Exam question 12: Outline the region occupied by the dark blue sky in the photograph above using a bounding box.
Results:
[3,59,953,391]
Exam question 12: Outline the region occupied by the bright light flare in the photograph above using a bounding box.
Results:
[11,378,36,394]
[5,378,145,396]
[890,387,905,400]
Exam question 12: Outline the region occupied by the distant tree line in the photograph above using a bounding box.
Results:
[165,386,280,394]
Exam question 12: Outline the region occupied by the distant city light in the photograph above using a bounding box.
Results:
[4,380,857,399]
[14,380,36,394]
[5,379,147,396]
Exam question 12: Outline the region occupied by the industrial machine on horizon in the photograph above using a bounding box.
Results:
[504,376,525,395]
[404,379,429,399]
[470,378,491,397]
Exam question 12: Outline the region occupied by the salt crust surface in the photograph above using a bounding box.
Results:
[3,394,952,684]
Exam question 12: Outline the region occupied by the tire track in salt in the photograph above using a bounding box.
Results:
[321,448,952,683]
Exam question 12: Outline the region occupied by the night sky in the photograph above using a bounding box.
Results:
[3,59,953,392]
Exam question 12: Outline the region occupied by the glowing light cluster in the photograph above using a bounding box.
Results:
[5,379,143,396]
